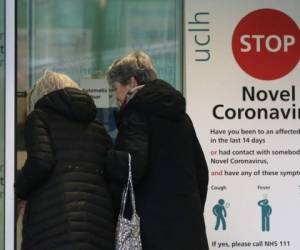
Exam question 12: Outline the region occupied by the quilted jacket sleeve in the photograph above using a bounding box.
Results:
[15,110,55,199]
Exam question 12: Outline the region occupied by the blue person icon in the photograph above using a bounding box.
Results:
[258,199,272,232]
[213,199,227,231]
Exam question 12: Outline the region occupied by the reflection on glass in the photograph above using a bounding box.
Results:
[27,0,182,87]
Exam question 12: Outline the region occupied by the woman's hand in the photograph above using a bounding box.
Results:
[17,199,27,219]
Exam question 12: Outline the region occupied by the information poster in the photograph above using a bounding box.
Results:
[80,79,109,108]
[185,1,300,249]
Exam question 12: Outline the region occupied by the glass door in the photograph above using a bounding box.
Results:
[16,0,183,249]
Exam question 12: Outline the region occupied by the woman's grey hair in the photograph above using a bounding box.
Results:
[28,71,80,112]
[107,51,157,85]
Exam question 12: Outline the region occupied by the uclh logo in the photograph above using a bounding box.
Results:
[232,9,300,81]
[187,12,211,62]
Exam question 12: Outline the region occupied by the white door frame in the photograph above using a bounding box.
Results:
[5,0,16,249]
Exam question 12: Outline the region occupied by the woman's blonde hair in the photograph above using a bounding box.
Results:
[28,71,80,112]
[107,51,157,85]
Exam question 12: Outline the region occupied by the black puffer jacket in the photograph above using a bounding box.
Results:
[15,88,114,250]
[107,80,209,250]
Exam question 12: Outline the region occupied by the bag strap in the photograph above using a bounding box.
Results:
[120,153,137,218]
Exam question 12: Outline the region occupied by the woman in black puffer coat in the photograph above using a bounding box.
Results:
[15,71,114,250]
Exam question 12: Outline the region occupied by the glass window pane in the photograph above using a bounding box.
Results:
[28,0,182,89]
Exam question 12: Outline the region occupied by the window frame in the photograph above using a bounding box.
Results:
[5,0,16,249]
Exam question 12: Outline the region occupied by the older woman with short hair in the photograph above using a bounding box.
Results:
[15,71,115,250]
[106,51,209,250]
